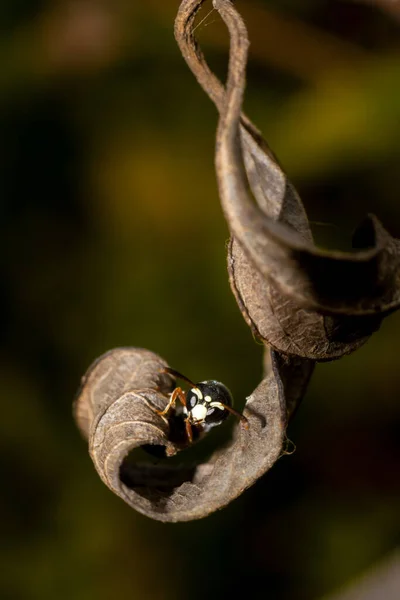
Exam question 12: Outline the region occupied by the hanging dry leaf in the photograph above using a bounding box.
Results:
[74,0,399,522]
[176,0,400,360]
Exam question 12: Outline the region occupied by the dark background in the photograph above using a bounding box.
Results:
[1,1,399,599]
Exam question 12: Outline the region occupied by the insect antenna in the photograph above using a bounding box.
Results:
[162,367,196,388]
[215,402,249,428]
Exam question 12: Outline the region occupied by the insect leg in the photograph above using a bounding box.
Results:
[155,387,187,417]
[185,418,194,444]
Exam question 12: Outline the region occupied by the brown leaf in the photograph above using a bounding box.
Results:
[175,0,400,359]
[74,347,312,522]
[213,0,400,315]
[228,236,383,360]
[74,0,399,521]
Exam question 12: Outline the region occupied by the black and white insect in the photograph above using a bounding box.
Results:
[156,367,248,445]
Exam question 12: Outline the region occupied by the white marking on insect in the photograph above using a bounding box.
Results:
[190,404,207,422]
[191,387,203,400]
[204,395,212,403]
[210,401,225,410]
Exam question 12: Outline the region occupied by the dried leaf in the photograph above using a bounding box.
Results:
[176,0,400,359]
[228,236,383,359]
[74,0,399,521]
[214,0,400,314]
[74,347,312,522]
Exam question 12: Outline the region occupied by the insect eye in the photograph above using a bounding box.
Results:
[187,392,198,409]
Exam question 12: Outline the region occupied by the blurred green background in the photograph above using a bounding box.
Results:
[1,1,399,599]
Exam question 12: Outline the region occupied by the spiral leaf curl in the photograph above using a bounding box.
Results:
[74,347,308,522]
[74,0,400,521]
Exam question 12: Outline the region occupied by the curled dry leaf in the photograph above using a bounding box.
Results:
[74,0,399,521]
[74,347,312,522]
[176,0,400,360]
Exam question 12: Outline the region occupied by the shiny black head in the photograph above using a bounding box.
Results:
[186,380,233,432]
